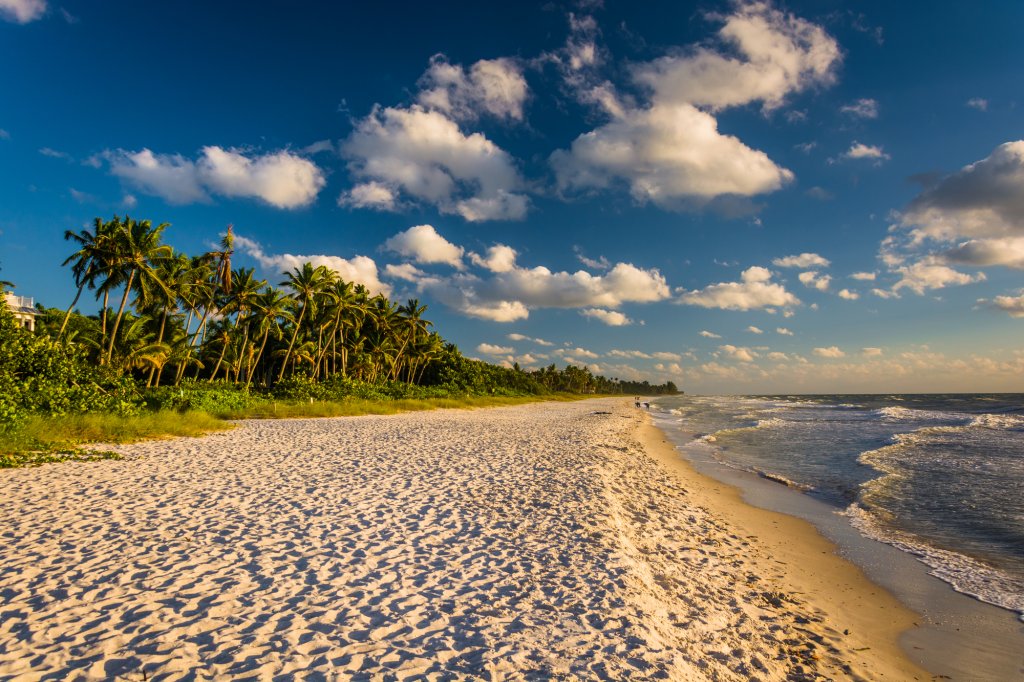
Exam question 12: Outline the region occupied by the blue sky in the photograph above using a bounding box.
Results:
[2,0,1023,392]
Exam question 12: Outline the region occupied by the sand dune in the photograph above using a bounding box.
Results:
[0,399,921,679]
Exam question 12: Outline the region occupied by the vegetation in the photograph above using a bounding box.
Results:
[0,216,679,465]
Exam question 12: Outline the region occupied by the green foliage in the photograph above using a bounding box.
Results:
[144,379,263,414]
[0,302,142,431]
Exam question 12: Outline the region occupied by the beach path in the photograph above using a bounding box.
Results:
[0,399,920,680]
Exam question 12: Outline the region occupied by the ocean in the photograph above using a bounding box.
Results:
[648,394,1024,621]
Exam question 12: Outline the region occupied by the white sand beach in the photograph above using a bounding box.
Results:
[0,399,926,680]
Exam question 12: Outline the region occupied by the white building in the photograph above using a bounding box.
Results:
[3,291,39,332]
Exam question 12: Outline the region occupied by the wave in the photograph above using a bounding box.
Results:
[843,504,1024,620]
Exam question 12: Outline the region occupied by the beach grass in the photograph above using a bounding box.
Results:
[0,393,596,467]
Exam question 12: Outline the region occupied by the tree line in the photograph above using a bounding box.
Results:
[2,215,678,422]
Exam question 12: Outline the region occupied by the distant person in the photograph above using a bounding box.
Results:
[643,402,650,410]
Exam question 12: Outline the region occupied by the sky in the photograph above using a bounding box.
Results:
[2,0,1023,393]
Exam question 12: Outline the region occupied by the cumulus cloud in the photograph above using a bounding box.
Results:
[700,330,722,339]
[418,55,528,122]
[862,347,884,356]
[550,2,838,212]
[0,0,45,23]
[746,325,763,334]
[556,347,599,359]
[841,142,890,162]
[966,98,988,112]
[419,257,668,323]
[773,252,830,268]
[892,259,985,294]
[776,327,793,336]
[339,181,399,211]
[581,308,632,326]
[104,147,325,208]
[680,266,799,311]
[235,234,389,296]
[507,333,554,347]
[986,294,1024,318]
[837,288,860,300]
[384,263,428,282]
[813,346,845,358]
[720,345,757,362]
[943,236,1024,269]
[382,224,464,268]
[469,244,518,273]
[850,271,876,281]
[342,105,528,222]
[840,98,879,119]
[477,343,515,356]
[798,270,831,291]
[899,141,1024,243]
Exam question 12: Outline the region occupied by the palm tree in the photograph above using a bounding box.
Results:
[278,263,331,381]
[246,286,291,388]
[59,217,115,338]
[103,216,172,365]
[218,267,266,383]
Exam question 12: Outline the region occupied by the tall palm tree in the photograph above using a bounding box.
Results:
[103,216,172,364]
[246,286,291,388]
[59,217,116,338]
[218,267,265,383]
[278,263,331,381]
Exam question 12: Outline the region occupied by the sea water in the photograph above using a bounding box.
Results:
[649,394,1024,621]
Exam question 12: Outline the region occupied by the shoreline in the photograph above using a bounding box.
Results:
[634,413,930,681]
[642,405,1024,680]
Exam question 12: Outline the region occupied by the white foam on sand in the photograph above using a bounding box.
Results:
[0,400,897,679]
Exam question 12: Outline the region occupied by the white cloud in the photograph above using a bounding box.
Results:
[581,308,632,326]
[700,330,722,339]
[862,347,884,357]
[460,300,530,322]
[841,142,890,162]
[892,259,985,294]
[235,234,390,296]
[550,3,839,211]
[342,105,527,222]
[837,288,859,300]
[0,0,45,23]
[507,333,554,347]
[104,146,325,208]
[898,142,1024,243]
[987,294,1024,318]
[574,247,610,270]
[339,181,399,211]
[631,3,839,112]
[943,236,1024,269]
[766,351,790,361]
[122,194,137,208]
[850,271,876,280]
[966,98,988,112]
[720,345,757,362]
[469,244,518,273]
[773,252,830,268]
[746,325,763,334]
[477,343,515,356]
[556,347,599,359]
[776,327,793,336]
[680,266,799,311]
[384,263,428,282]
[418,55,528,122]
[813,346,845,358]
[840,98,879,119]
[382,224,464,268]
[798,270,831,291]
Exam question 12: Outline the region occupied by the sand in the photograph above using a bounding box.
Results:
[0,398,928,680]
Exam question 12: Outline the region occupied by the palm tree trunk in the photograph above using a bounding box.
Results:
[106,269,136,365]
[247,327,271,390]
[278,302,306,382]
[58,282,87,338]
[147,309,169,388]
[100,290,110,358]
